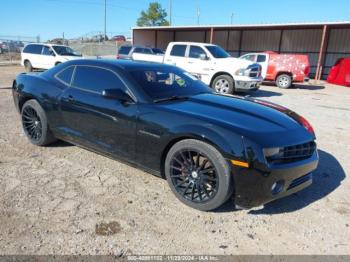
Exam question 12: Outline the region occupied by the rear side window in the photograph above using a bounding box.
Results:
[189,46,206,59]
[170,45,186,57]
[72,66,125,93]
[257,55,266,62]
[56,66,75,85]
[118,46,132,55]
[134,48,152,54]
[23,44,43,54]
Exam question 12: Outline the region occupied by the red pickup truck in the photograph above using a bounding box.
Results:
[240,51,310,88]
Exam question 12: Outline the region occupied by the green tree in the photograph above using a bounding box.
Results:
[137,2,170,27]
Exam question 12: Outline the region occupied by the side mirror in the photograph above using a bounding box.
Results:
[102,88,133,103]
[199,54,209,60]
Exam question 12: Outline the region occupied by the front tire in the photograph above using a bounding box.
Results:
[212,75,235,94]
[21,99,56,146]
[276,74,292,89]
[165,139,233,211]
[24,60,33,72]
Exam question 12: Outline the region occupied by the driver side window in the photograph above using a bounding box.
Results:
[241,54,257,62]
[189,46,207,59]
[42,46,54,56]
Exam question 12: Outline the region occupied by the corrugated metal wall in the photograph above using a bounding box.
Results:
[324,28,350,78]
[133,24,350,79]
[241,30,281,53]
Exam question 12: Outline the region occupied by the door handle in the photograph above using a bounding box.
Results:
[65,95,74,102]
[188,61,194,64]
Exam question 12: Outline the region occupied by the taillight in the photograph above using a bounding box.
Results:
[298,116,315,136]
[304,65,310,76]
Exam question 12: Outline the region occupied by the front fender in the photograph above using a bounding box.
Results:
[166,124,246,160]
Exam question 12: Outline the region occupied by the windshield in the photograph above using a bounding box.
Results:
[205,45,230,58]
[52,46,80,56]
[129,68,212,102]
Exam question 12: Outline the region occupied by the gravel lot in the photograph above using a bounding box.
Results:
[0,65,349,255]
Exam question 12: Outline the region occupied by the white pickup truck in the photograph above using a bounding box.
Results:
[131,42,263,94]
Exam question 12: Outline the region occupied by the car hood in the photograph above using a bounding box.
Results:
[159,93,314,147]
[213,57,252,70]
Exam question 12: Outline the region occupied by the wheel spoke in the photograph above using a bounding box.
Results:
[170,165,183,172]
[199,159,208,170]
[182,182,192,195]
[202,184,210,198]
[174,179,187,188]
[171,174,185,178]
[191,183,196,200]
[200,167,215,174]
[195,152,200,167]
[197,184,203,201]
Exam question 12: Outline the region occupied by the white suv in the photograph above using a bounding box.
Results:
[21,43,82,72]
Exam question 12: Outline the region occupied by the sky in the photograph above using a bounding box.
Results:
[1,0,350,41]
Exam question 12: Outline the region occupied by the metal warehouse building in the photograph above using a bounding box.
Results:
[132,22,350,80]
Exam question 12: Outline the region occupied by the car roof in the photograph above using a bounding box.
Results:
[25,43,68,47]
[120,45,151,49]
[169,42,216,46]
[65,59,176,71]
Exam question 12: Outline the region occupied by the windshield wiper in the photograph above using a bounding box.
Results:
[153,95,189,103]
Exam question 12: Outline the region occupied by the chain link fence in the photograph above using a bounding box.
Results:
[0,33,131,64]
[0,35,39,64]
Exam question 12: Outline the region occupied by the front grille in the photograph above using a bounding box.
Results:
[267,141,316,164]
[248,64,262,78]
[287,173,313,190]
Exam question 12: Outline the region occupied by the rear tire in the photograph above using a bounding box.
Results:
[276,74,292,89]
[24,60,33,72]
[55,62,61,66]
[212,75,235,94]
[21,99,56,146]
[165,139,233,211]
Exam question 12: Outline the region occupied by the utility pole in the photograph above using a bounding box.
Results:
[104,0,107,41]
[197,7,200,25]
[231,12,234,24]
[168,0,172,26]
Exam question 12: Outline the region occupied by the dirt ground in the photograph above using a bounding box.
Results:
[0,65,349,255]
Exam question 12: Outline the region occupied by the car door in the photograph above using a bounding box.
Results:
[183,45,213,83]
[164,44,188,69]
[256,54,268,78]
[28,44,44,68]
[59,65,138,159]
[41,46,57,69]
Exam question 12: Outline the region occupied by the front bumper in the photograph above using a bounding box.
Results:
[234,76,263,92]
[231,151,319,209]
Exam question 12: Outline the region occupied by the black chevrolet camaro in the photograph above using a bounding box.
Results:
[12,59,318,211]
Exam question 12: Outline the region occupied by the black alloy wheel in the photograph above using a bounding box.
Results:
[22,106,43,141]
[165,139,233,211]
[21,99,56,146]
[169,149,219,203]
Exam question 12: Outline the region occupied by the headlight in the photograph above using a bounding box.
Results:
[263,147,281,157]
[235,68,250,76]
